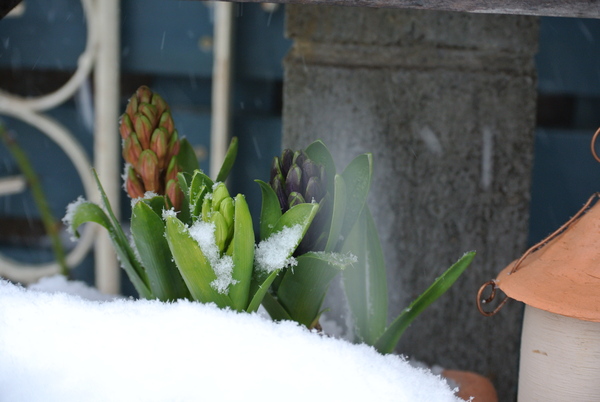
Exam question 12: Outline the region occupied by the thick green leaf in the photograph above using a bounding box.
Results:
[324,174,346,252]
[246,270,280,313]
[374,251,476,354]
[131,202,190,301]
[256,179,283,241]
[276,252,350,328]
[305,140,336,195]
[177,138,200,176]
[340,153,372,239]
[261,292,292,322]
[341,207,388,345]
[227,194,255,311]
[189,170,213,219]
[215,137,238,183]
[271,203,319,239]
[175,172,192,225]
[92,170,152,297]
[165,216,232,308]
[68,199,151,299]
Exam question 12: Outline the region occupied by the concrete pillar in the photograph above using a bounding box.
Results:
[283,5,538,400]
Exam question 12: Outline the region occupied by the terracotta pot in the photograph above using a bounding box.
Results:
[442,370,498,402]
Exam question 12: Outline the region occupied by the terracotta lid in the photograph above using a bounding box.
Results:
[496,199,600,322]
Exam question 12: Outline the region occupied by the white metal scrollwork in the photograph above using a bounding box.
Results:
[0,0,99,284]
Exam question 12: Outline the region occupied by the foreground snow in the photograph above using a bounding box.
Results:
[0,277,461,402]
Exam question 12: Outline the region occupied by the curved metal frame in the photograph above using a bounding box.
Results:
[0,0,99,283]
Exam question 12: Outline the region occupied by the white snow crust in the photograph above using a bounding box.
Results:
[0,279,461,402]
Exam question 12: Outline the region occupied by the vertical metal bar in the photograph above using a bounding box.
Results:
[210,1,234,179]
[94,0,121,294]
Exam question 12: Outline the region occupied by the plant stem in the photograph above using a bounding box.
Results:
[0,124,69,277]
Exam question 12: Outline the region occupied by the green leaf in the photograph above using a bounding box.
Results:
[164,216,232,308]
[189,170,213,219]
[341,207,388,345]
[272,203,319,239]
[374,251,476,354]
[68,199,151,299]
[91,169,151,298]
[256,179,282,241]
[131,202,190,301]
[261,292,292,322]
[176,172,192,225]
[305,140,336,195]
[215,136,238,183]
[177,138,200,175]
[227,194,255,311]
[340,153,372,239]
[246,270,280,313]
[324,174,346,252]
[276,252,350,328]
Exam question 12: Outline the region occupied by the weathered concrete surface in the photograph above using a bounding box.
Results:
[283,5,538,400]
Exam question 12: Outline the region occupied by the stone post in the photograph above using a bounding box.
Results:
[283,5,538,400]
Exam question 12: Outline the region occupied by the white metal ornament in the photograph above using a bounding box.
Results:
[0,0,109,285]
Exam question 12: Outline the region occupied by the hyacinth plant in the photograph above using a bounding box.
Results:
[63,85,474,355]
[64,86,324,311]
[259,142,476,354]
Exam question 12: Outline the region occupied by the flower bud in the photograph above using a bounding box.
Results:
[139,103,158,127]
[201,197,212,222]
[151,93,168,116]
[137,149,160,192]
[165,178,182,211]
[280,149,294,177]
[166,130,180,161]
[122,133,143,166]
[212,183,230,211]
[219,197,235,241]
[271,176,288,212]
[211,211,229,254]
[150,127,169,169]
[119,113,134,140]
[126,166,145,199]
[133,113,153,150]
[165,156,179,184]
[137,85,153,104]
[285,165,302,196]
[288,192,306,209]
[159,111,175,135]
[304,176,324,203]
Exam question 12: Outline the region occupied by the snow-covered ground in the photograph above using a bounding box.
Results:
[0,277,462,402]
